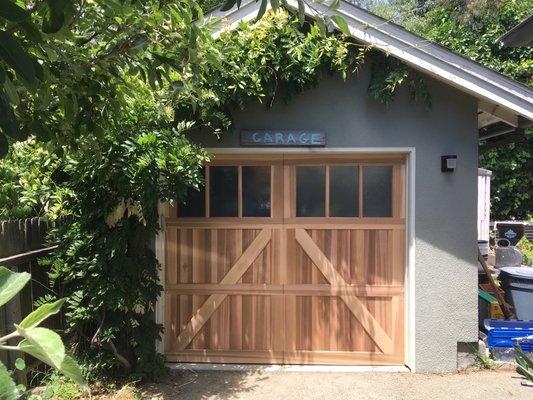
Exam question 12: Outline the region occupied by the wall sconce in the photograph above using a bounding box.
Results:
[441,155,457,172]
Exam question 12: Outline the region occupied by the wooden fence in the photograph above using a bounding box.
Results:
[0,218,59,380]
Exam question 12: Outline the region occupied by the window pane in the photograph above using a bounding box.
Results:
[363,166,392,217]
[210,166,238,217]
[242,166,271,217]
[330,166,358,217]
[179,185,205,217]
[296,166,325,217]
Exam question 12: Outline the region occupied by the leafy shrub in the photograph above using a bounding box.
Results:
[517,236,533,266]
[43,94,208,381]
[0,140,72,220]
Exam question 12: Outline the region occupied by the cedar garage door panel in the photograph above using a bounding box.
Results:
[164,155,405,365]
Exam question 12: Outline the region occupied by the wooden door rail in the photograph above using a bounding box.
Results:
[166,283,404,297]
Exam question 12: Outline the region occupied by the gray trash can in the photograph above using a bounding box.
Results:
[499,267,533,320]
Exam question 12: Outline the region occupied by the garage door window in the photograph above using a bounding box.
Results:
[330,166,358,217]
[242,166,271,217]
[178,165,272,218]
[296,166,325,217]
[363,166,392,217]
[210,166,238,217]
[295,164,393,218]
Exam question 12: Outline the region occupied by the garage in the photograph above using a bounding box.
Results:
[163,152,406,365]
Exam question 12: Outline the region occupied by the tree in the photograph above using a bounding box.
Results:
[364,0,533,220]
[0,0,219,157]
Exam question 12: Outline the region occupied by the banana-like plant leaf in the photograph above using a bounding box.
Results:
[0,0,30,22]
[0,361,17,400]
[0,31,37,85]
[19,299,66,329]
[331,15,350,35]
[0,267,30,307]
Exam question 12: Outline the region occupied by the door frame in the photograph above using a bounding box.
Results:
[155,147,416,370]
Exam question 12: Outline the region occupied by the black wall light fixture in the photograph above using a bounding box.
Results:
[441,155,457,172]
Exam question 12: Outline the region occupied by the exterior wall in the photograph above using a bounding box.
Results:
[187,66,479,372]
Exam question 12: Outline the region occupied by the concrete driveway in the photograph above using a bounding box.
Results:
[142,368,532,400]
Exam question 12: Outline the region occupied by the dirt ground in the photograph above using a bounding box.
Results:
[141,369,532,400]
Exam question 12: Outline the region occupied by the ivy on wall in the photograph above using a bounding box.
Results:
[174,10,431,134]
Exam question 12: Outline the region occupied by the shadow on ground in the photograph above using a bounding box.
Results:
[142,369,267,400]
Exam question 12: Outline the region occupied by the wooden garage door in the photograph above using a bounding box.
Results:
[164,153,406,365]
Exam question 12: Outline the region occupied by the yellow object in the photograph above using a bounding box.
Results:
[489,302,504,319]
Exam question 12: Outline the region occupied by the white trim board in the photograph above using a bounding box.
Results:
[167,363,411,373]
[155,147,417,371]
[204,0,533,125]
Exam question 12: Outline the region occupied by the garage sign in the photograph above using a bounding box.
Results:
[241,130,326,147]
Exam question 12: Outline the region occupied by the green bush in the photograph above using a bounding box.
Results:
[43,94,208,381]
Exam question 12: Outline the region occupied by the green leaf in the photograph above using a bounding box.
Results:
[0,31,37,85]
[42,0,68,34]
[0,90,20,141]
[14,358,25,371]
[58,355,87,389]
[331,15,349,35]
[16,327,87,388]
[0,0,30,22]
[0,133,7,158]
[220,0,236,11]
[0,267,30,307]
[16,326,65,368]
[0,362,17,400]
[19,299,66,329]
[329,0,340,10]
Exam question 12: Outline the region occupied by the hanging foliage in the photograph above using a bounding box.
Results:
[173,9,431,134]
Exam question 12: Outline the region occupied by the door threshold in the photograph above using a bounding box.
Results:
[166,363,410,373]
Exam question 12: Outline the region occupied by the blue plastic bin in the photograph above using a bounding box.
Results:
[484,319,533,352]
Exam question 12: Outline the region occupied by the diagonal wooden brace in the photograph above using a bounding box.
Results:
[176,229,272,350]
[295,228,394,354]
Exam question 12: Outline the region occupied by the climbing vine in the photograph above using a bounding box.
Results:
[173,10,431,134]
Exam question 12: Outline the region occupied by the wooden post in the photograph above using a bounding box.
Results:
[477,248,515,320]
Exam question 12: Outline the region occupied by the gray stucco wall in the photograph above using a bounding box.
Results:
[187,65,479,372]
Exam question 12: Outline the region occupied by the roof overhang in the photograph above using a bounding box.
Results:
[205,0,533,139]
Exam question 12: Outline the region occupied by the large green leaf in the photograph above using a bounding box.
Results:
[0,267,30,307]
[331,15,350,35]
[42,0,68,34]
[0,31,37,85]
[0,361,17,400]
[0,0,29,22]
[19,298,66,329]
[15,326,65,368]
[17,334,87,388]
